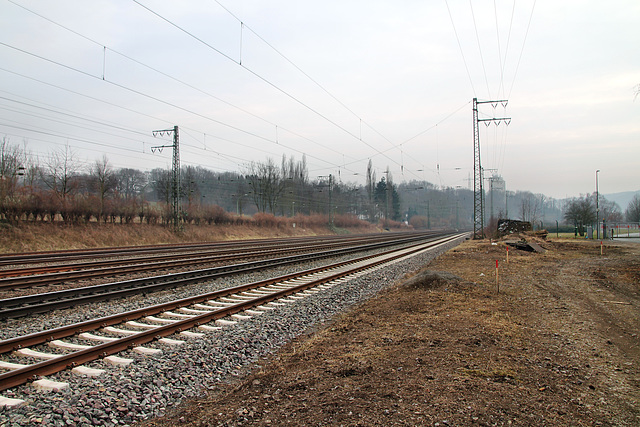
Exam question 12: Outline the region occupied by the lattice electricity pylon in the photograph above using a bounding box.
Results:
[473,99,510,239]
[152,126,181,231]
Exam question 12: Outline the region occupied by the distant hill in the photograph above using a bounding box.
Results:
[604,190,640,211]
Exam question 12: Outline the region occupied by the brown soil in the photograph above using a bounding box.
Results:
[140,237,640,426]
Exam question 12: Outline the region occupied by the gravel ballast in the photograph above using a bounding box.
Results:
[0,236,464,426]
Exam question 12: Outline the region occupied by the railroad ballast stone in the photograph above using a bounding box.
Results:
[0,236,464,426]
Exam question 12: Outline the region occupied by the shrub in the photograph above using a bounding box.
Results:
[333,214,369,228]
[409,215,429,229]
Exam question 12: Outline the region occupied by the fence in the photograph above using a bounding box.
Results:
[609,223,640,239]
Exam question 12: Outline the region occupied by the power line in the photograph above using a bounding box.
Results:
[0,68,336,176]
[0,67,171,128]
[499,0,517,99]
[469,0,491,98]
[494,0,504,98]
[8,0,359,165]
[132,1,411,177]
[4,2,481,188]
[213,0,400,154]
[3,4,364,172]
[508,0,536,98]
[0,96,150,140]
[0,42,357,176]
[444,0,476,96]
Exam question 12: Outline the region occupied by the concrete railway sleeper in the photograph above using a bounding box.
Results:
[0,233,463,404]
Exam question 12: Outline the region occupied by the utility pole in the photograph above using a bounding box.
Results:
[328,174,333,227]
[473,98,510,239]
[152,126,181,231]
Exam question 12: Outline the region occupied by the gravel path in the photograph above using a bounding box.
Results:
[0,236,464,426]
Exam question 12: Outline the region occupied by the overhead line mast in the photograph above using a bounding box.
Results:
[473,98,510,239]
[152,126,181,231]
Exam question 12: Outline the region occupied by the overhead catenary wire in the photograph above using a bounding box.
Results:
[444,0,476,97]
[5,0,362,169]
[0,41,356,177]
[131,0,417,179]
[5,1,437,187]
[212,0,401,154]
[443,1,535,192]
[508,0,536,99]
[0,95,151,139]
[0,1,533,190]
[469,0,491,99]
[0,86,308,175]
[499,0,516,99]
[494,0,504,99]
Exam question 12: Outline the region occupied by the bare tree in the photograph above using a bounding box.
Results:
[0,137,25,220]
[116,168,147,200]
[40,144,80,201]
[0,137,24,195]
[91,155,117,221]
[149,168,172,206]
[625,194,640,222]
[519,191,540,226]
[245,158,285,213]
[563,195,596,236]
[365,159,376,222]
[599,197,622,223]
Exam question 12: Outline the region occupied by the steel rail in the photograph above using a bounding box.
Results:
[0,232,444,319]
[0,232,421,266]
[0,234,394,276]
[0,235,380,278]
[0,235,328,264]
[0,233,410,287]
[0,233,463,392]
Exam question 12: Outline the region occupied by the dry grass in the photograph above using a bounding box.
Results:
[0,221,376,254]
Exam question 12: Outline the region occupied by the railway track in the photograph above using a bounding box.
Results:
[0,232,463,401]
[0,235,327,266]
[0,233,429,288]
[0,232,412,268]
[0,232,437,319]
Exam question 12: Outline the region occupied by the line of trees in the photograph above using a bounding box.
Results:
[0,137,429,227]
[561,193,635,236]
[9,135,634,233]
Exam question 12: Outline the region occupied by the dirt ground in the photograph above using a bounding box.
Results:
[140,236,640,426]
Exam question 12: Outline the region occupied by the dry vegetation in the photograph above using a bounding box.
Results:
[0,217,379,254]
[140,236,640,426]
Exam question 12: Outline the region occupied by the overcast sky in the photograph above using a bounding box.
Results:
[1,0,638,200]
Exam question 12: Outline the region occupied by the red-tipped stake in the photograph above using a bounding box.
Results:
[496,259,499,294]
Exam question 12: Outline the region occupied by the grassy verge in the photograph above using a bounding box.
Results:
[0,222,374,253]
